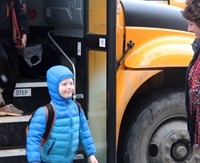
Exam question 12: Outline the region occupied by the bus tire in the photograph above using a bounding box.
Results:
[126,89,191,163]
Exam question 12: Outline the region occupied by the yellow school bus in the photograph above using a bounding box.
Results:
[170,0,186,8]
[1,0,197,163]
[143,0,186,8]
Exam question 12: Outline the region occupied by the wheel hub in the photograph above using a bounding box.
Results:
[148,119,198,163]
[171,142,188,161]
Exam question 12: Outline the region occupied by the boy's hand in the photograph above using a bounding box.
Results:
[89,155,98,163]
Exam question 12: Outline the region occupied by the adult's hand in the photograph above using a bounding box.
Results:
[15,34,27,49]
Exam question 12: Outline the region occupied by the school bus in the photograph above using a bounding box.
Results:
[143,0,186,8]
[169,0,186,8]
[0,0,197,162]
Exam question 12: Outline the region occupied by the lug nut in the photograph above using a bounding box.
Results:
[164,154,171,161]
[171,135,177,142]
[165,144,171,151]
[180,131,186,138]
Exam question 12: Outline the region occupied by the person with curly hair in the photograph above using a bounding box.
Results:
[181,0,200,146]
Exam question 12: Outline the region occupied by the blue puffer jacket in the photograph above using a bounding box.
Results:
[26,65,96,163]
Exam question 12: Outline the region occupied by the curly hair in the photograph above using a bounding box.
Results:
[181,0,200,27]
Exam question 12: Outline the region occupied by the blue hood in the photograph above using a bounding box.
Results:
[46,65,74,102]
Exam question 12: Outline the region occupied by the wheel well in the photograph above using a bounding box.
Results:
[117,67,187,163]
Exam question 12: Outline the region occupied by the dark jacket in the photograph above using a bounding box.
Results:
[185,38,200,145]
[0,0,29,44]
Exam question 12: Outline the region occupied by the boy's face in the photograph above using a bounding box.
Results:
[59,78,75,99]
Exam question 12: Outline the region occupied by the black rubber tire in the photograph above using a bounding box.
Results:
[126,89,187,163]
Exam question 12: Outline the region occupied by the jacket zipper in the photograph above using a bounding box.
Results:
[47,139,55,155]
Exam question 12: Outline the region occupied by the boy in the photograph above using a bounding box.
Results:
[26,65,98,163]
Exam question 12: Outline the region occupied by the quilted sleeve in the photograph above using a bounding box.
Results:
[26,107,47,163]
[79,110,96,156]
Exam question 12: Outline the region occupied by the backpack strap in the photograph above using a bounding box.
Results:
[74,101,81,115]
[41,103,55,145]
[26,103,55,145]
